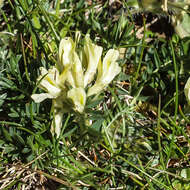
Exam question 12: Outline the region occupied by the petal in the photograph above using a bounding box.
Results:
[102,49,119,75]
[39,67,48,76]
[58,67,70,88]
[184,77,190,105]
[51,109,63,138]
[71,52,84,88]
[87,49,121,96]
[100,49,120,85]
[87,62,121,97]
[188,90,190,105]
[38,67,61,97]
[67,71,76,88]
[83,35,103,87]
[40,79,61,97]
[57,37,75,72]
[101,60,121,85]
[31,93,54,103]
[67,87,86,113]
[87,82,104,97]
[57,37,83,88]
[38,67,59,84]
[59,67,76,88]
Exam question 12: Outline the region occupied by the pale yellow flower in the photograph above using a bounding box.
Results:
[83,35,103,87]
[57,37,75,88]
[58,37,75,71]
[58,37,84,88]
[87,49,121,96]
[32,34,121,138]
[31,67,61,103]
[70,52,84,88]
[67,87,86,113]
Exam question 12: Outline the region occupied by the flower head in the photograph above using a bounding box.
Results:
[32,34,121,137]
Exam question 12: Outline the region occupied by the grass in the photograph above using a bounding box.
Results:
[0,0,190,189]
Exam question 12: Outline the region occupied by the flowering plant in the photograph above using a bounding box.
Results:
[31,34,121,137]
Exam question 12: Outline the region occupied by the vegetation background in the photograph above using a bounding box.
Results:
[0,0,190,189]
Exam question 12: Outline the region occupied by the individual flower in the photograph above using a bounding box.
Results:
[184,77,190,105]
[83,35,103,87]
[58,37,84,88]
[58,37,75,71]
[67,87,86,113]
[31,67,62,103]
[87,49,121,96]
[57,37,76,88]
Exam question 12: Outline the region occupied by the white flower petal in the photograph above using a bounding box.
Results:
[102,60,121,85]
[39,67,59,83]
[57,38,76,87]
[71,52,84,88]
[184,77,190,105]
[99,49,120,85]
[102,49,119,70]
[37,67,62,98]
[87,49,121,96]
[51,110,63,138]
[39,67,48,76]
[40,80,61,97]
[31,93,54,103]
[87,82,104,97]
[58,67,70,88]
[67,71,76,88]
[102,49,120,79]
[57,37,75,72]
[67,87,86,113]
[57,37,84,88]
[83,35,103,87]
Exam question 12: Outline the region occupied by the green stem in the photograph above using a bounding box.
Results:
[157,95,171,186]
[170,40,178,121]
[20,33,31,83]
[135,16,146,81]
[35,0,60,42]
[117,155,171,189]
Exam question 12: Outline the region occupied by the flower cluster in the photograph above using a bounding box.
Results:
[31,34,121,137]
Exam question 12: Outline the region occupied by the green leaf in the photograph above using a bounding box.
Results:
[88,119,104,136]
[2,127,12,142]
[32,14,41,29]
